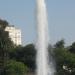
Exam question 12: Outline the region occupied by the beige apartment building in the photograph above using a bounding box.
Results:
[5,26,22,46]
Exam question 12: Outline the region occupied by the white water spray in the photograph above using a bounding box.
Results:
[36,0,55,75]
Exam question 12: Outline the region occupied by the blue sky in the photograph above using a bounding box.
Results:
[0,0,75,46]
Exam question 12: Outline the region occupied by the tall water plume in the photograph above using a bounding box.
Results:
[35,0,55,75]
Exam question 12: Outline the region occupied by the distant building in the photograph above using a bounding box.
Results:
[5,26,22,46]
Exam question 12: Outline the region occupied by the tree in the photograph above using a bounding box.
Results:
[54,39,65,48]
[22,44,36,71]
[9,44,36,71]
[0,29,13,74]
[0,19,8,29]
[9,45,23,59]
[5,60,28,75]
[69,42,75,53]
[53,40,75,75]
[0,19,14,74]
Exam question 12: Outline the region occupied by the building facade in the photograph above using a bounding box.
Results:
[5,26,22,46]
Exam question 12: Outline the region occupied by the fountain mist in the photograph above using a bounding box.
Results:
[36,0,55,75]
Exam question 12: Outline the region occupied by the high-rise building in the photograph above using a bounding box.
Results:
[5,26,22,46]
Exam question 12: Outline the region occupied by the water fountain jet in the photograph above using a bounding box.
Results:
[35,0,55,75]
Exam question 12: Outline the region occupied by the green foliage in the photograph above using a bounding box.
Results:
[0,19,14,74]
[9,44,36,71]
[69,42,75,53]
[0,19,14,53]
[54,39,65,48]
[0,19,8,29]
[22,44,36,71]
[0,29,14,51]
[54,40,75,75]
[6,60,28,75]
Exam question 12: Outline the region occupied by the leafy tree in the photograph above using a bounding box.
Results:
[54,40,75,75]
[9,44,36,71]
[69,42,75,53]
[9,46,23,59]
[22,44,36,71]
[0,19,14,74]
[54,39,65,48]
[0,19,8,29]
[0,29,13,74]
[5,60,28,75]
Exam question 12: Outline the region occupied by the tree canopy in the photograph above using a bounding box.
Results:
[0,19,14,74]
[0,19,8,29]
[53,40,75,75]
[6,60,28,75]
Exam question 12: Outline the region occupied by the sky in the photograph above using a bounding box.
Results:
[0,0,75,46]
